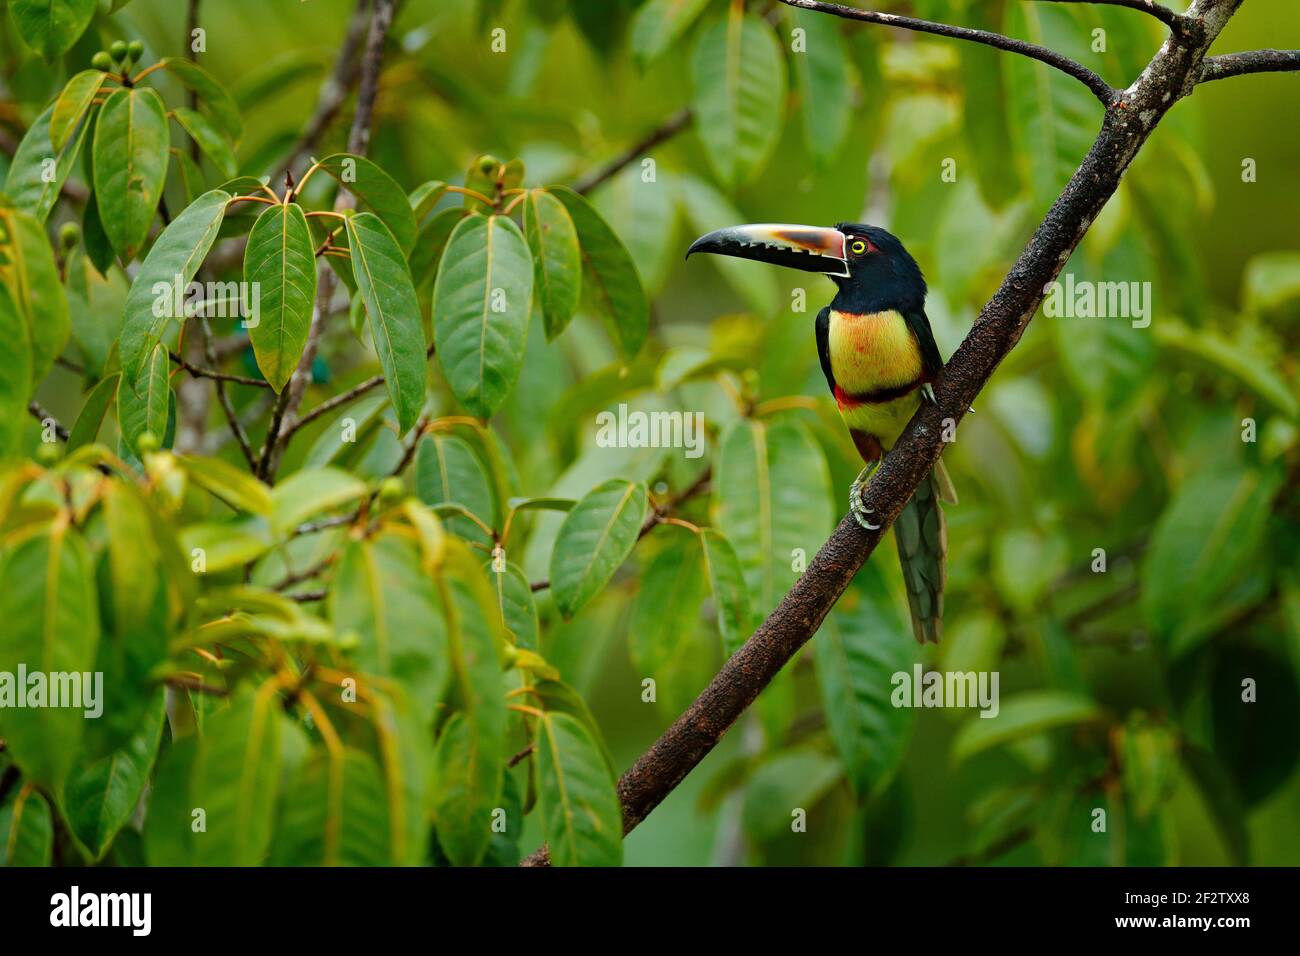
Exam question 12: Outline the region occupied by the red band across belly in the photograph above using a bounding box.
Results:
[834,379,923,408]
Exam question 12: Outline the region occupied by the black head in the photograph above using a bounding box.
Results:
[685,221,926,314]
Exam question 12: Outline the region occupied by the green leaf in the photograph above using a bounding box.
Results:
[0,286,31,460]
[64,696,164,860]
[523,189,581,340]
[691,11,786,188]
[346,212,428,435]
[409,179,449,221]
[814,566,919,797]
[92,88,171,261]
[273,746,390,865]
[957,8,1020,208]
[714,419,833,616]
[52,70,107,149]
[172,106,238,179]
[0,787,53,866]
[950,691,1099,764]
[432,213,534,419]
[317,153,418,253]
[486,560,539,650]
[158,57,243,143]
[9,0,95,58]
[4,102,90,222]
[677,176,780,315]
[631,0,710,66]
[536,711,623,866]
[1143,463,1282,657]
[330,533,450,725]
[0,523,100,792]
[82,190,115,275]
[1154,320,1298,420]
[178,454,274,515]
[1181,745,1249,865]
[410,207,467,291]
[115,343,170,456]
[179,520,271,573]
[368,686,433,866]
[271,466,367,535]
[741,747,843,841]
[415,432,496,543]
[64,244,127,379]
[550,478,648,620]
[591,164,679,297]
[548,186,648,358]
[245,202,317,391]
[0,205,72,385]
[786,7,852,167]
[118,188,230,379]
[103,480,159,635]
[699,528,753,658]
[629,530,707,675]
[188,688,283,865]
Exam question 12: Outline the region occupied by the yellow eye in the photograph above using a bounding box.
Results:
[850,239,868,255]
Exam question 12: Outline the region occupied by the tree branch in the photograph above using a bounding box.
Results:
[1030,0,1184,31]
[1199,49,1300,82]
[521,0,1247,868]
[573,108,694,195]
[776,0,1116,105]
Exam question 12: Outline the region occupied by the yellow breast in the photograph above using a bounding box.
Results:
[828,309,922,395]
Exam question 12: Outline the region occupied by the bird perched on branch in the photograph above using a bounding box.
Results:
[687,222,955,643]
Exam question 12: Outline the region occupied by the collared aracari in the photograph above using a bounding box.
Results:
[687,222,956,644]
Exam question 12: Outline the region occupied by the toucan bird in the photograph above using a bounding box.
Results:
[686,222,956,643]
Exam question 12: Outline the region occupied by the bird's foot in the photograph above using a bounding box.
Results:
[849,466,881,531]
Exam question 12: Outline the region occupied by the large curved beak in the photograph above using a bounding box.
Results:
[685,223,849,278]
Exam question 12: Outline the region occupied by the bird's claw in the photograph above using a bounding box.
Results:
[849,478,881,531]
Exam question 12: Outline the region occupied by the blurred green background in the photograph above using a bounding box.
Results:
[3,0,1297,865]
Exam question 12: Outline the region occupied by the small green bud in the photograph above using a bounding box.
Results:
[136,431,160,454]
[378,477,405,502]
[127,40,144,61]
[91,51,113,71]
[36,442,61,465]
[110,40,128,61]
[59,222,80,249]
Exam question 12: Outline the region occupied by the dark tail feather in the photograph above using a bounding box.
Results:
[894,466,948,644]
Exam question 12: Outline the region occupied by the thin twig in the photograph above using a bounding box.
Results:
[27,402,68,441]
[1030,0,1183,30]
[169,350,271,389]
[776,0,1116,104]
[1199,49,1300,82]
[574,108,693,195]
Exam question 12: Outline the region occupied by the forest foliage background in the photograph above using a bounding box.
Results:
[0,0,1297,866]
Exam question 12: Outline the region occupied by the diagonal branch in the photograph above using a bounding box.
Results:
[1199,49,1300,82]
[521,0,1248,867]
[574,108,694,195]
[776,0,1116,105]
[1030,0,1184,31]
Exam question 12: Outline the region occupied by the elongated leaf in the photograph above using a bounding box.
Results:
[0,205,71,385]
[368,686,433,866]
[64,245,127,379]
[104,481,159,634]
[1154,320,1298,419]
[549,186,648,358]
[271,466,367,535]
[118,188,230,379]
[116,343,170,455]
[10,0,95,58]
[0,286,31,460]
[592,164,679,297]
[0,787,53,866]
[1143,463,1282,657]
[629,531,707,675]
[814,566,918,797]
[0,523,100,792]
[741,747,844,841]
[786,7,852,167]
[631,0,710,66]
[82,190,115,275]
[346,212,427,435]
[951,692,1100,764]
[178,454,273,515]
[415,432,496,543]
[550,478,647,619]
[330,533,450,724]
[159,58,243,142]
[51,69,105,149]
[245,202,316,391]
[699,528,752,657]
[93,88,170,260]
[691,11,786,187]
[4,102,89,222]
[487,560,539,650]
[432,213,534,419]
[178,520,271,572]
[173,106,238,179]
[317,153,417,252]
[523,189,581,339]
[409,179,449,221]
[713,419,833,616]
[410,207,467,291]
[273,746,390,865]
[64,697,164,860]
[536,711,623,866]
